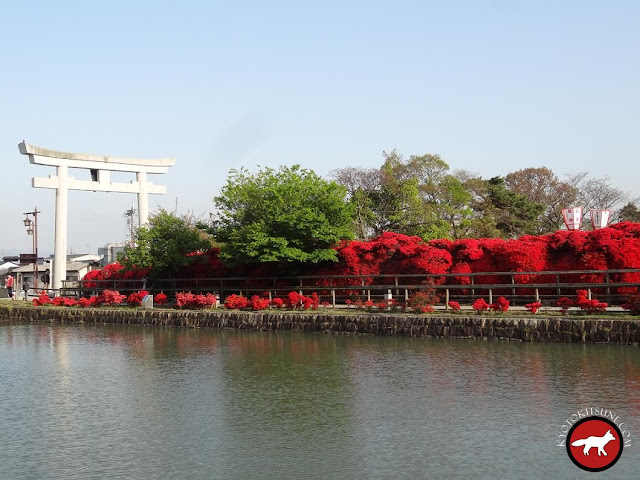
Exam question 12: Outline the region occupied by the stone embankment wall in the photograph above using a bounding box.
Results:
[1,306,639,344]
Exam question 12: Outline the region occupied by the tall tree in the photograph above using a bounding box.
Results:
[119,209,213,277]
[329,166,379,239]
[617,202,640,222]
[469,177,545,238]
[566,171,628,212]
[211,165,354,265]
[505,167,578,233]
[435,175,474,239]
[332,150,471,240]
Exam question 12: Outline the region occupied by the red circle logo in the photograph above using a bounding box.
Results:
[566,416,623,472]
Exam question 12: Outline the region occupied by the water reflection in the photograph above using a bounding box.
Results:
[0,324,639,479]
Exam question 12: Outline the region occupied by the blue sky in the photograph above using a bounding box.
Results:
[1,1,639,256]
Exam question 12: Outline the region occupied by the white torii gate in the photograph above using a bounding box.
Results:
[19,142,175,292]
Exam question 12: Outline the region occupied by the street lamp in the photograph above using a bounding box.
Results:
[23,207,40,294]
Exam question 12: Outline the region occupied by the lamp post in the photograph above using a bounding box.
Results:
[23,207,40,294]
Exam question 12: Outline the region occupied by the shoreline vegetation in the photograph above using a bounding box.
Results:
[1,303,639,345]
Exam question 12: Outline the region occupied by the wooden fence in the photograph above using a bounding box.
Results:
[64,268,640,308]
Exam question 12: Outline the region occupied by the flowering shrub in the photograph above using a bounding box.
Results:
[575,290,607,314]
[555,297,573,314]
[287,291,304,309]
[78,225,640,311]
[176,292,217,309]
[286,291,319,310]
[621,295,640,315]
[103,289,127,305]
[77,297,92,308]
[472,298,490,312]
[250,295,270,311]
[525,302,542,314]
[407,290,439,312]
[90,295,105,307]
[32,292,51,306]
[155,292,168,305]
[375,299,397,310]
[490,296,510,312]
[127,290,149,307]
[447,301,461,311]
[51,297,78,307]
[271,297,284,308]
[224,294,249,310]
[420,305,434,313]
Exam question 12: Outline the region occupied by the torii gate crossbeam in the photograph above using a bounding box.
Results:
[19,142,175,293]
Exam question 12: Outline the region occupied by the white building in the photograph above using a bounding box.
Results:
[12,255,100,297]
[98,243,126,266]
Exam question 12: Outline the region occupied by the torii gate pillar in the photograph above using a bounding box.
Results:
[19,142,175,292]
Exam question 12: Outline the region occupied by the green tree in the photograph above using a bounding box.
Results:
[329,166,379,239]
[618,202,640,222]
[211,165,354,265]
[119,209,213,276]
[482,177,545,238]
[435,175,474,239]
[505,167,578,233]
[332,150,470,240]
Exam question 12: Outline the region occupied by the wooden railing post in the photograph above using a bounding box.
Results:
[471,275,475,300]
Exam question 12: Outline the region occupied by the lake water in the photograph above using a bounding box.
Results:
[0,323,638,479]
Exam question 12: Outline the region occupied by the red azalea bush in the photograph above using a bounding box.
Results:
[575,290,607,314]
[555,297,574,314]
[50,296,78,307]
[103,289,127,305]
[127,290,149,307]
[77,297,92,308]
[490,296,510,312]
[32,292,52,306]
[472,298,490,312]
[621,295,640,315]
[81,268,104,289]
[176,292,217,309]
[250,295,270,311]
[376,299,396,310]
[271,297,285,308]
[286,291,319,310]
[407,291,439,312]
[447,301,461,311]
[90,295,105,307]
[525,302,542,314]
[224,294,249,310]
[84,225,640,312]
[155,292,168,305]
